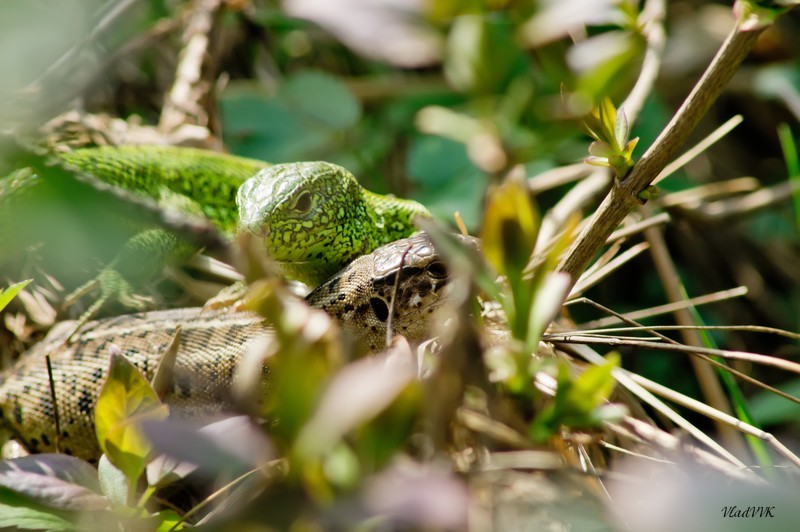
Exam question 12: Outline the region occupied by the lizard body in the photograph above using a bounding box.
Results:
[0,233,471,460]
[6,145,431,287]
[2,146,431,326]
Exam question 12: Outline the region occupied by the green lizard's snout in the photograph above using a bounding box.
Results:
[240,219,270,239]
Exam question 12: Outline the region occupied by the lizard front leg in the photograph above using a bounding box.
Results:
[62,228,196,336]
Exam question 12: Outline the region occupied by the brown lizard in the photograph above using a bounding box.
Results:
[0,232,476,460]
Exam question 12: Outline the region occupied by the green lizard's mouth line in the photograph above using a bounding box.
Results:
[275,259,312,265]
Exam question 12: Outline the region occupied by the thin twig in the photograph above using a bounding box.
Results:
[641,205,746,456]
[569,242,650,297]
[527,163,593,194]
[606,212,670,243]
[45,355,62,454]
[546,335,800,375]
[386,244,413,348]
[564,343,751,470]
[695,179,800,220]
[654,115,744,185]
[625,371,800,469]
[660,177,760,208]
[572,324,800,341]
[572,287,749,329]
[622,0,667,122]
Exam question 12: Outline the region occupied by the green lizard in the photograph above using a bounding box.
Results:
[237,161,431,285]
[2,145,431,313]
[0,232,471,460]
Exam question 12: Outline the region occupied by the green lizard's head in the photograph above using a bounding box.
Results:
[237,161,379,286]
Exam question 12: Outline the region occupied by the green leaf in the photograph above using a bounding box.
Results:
[569,353,620,411]
[97,455,129,507]
[530,354,621,442]
[445,14,528,95]
[614,108,629,150]
[278,71,362,130]
[221,73,361,165]
[0,279,32,312]
[153,509,184,531]
[95,352,169,485]
[598,97,618,150]
[407,135,485,229]
[735,0,794,30]
[526,272,570,353]
[0,488,74,531]
[588,141,615,158]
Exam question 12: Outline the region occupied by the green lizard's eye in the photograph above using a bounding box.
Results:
[292,190,313,213]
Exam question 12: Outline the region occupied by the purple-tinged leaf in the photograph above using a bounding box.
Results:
[362,461,468,530]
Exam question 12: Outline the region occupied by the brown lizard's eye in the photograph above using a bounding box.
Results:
[292,190,313,213]
[425,260,447,278]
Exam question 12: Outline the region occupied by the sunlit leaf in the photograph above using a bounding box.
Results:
[0,279,32,312]
[588,141,615,158]
[585,156,610,167]
[94,352,169,484]
[623,137,639,157]
[570,353,620,410]
[573,33,645,103]
[599,98,618,150]
[735,0,795,30]
[244,280,343,444]
[479,176,539,280]
[614,108,629,149]
[153,509,183,532]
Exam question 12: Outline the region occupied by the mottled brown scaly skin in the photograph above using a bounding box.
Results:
[0,233,475,460]
[237,162,432,286]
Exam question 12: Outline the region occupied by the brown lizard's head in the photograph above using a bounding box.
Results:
[306,232,478,352]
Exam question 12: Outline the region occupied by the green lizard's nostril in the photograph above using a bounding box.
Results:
[241,220,270,238]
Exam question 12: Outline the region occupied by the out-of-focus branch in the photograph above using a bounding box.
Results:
[159,0,222,137]
[622,0,666,123]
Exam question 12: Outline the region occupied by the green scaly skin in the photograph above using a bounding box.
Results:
[60,145,269,234]
[2,146,432,312]
[237,162,431,286]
